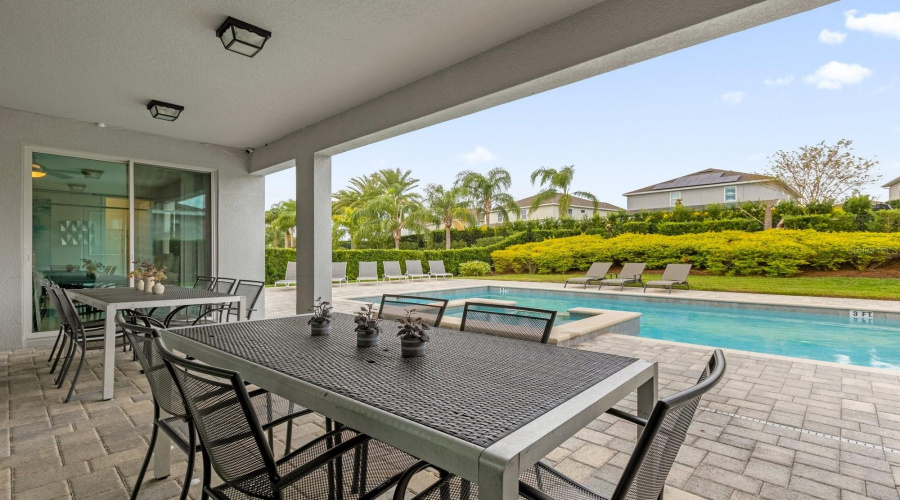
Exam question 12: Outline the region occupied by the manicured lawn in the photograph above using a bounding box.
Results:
[467,273,900,301]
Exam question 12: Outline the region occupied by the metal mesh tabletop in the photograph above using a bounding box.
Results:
[69,286,238,304]
[171,313,637,448]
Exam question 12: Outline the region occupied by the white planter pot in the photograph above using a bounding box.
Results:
[144,279,155,293]
[152,283,165,295]
[135,279,144,291]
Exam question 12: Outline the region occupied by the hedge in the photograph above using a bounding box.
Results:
[656,218,762,236]
[782,214,855,232]
[490,230,900,277]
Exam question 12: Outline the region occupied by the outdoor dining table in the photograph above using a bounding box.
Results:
[158,312,657,499]
[67,286,246,400]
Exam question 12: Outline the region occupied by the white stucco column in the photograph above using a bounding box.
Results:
[295,153,333,314]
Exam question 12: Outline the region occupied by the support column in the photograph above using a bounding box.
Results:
[295,154,332,314]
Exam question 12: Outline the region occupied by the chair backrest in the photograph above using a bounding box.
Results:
[359,261,377,279]
[405,260,424,275]
[428,260,447,274]
[332,261,347,279]
[284,261,297,281]
[156,337,278,497]
[46,286,69,329]
[460,303,556,344]
[619,263,646,280]
[212,277,237,294]
[378,294,449,327]
[611,349,726,500]
[231,280,265,319]
[53,288,86,340]
[106,265,117,276]
[194,275,216,291]
[116,316,188,419]
[584,262,613,277]
[383,261,402,276]
[661,263,692,282]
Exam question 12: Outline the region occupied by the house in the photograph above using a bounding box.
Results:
[623,168,793,211]
[882,176,900,201]
[486,194,623,225]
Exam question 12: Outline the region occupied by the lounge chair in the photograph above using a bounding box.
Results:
[382,261,408,282]
[644,263,692,294]
[357,261,379,284]
[404,260,430,280]
[428,260,453,279]
[332,262,348,286]
[274,261,297,288]
[564,262,613,288]
[598,262,646,291]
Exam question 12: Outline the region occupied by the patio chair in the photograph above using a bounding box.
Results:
[212,277,237,294]
[332,261,349,286]
[428,260,453,279]
[45,283,106,374]
[161,279,265,327]
[119,318,313,500]
[155,337,420,500]
[392,349,726,500]
[460,303,556,344]
[358,261,379,284]
[275,261,297,288]
[404,260,430,280]
[597,263,646,291]
[643,263,692,294]
[193,275,216,290]
[563,262,613,288]
[383,261,408,282]
[378,294,450,327]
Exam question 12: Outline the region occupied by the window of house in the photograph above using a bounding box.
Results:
[724,186,737,202]
[567,208,573,217]
[520,208,528,220]
[497,212,506,223]
[669,191,682,207]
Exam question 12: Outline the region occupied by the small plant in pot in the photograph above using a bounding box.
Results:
[397,310,430,358]
[354,304,381,347]
[308,297,333,336]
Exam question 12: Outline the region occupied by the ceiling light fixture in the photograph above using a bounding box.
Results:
[147,100,184,121]
[67,184,86,192]
[216,17,271,58]
[81,169,104,179]
[32,163,47,178]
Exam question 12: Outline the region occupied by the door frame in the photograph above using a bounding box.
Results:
[22,145,218,342]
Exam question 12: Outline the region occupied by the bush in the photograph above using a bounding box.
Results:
[842,195,875,231]
[472,236,505,247]
[458,260,492,276]
[622,221,652,234]
[657,219,761,236]
[782,214,855,232]
[870,210,900,232]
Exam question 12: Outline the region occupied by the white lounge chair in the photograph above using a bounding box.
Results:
[332,262,348,286]
[428,260,453,279]
[404,260,430,280]
[382,261,408,282]
[274,261,297,288]
[357,261,379,284]
[644,263,692,294]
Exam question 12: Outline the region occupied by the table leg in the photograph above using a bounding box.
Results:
[102,305,117,400]
[238,297,247,321]
[636,366,658,440]
[154,408,172,479]
[479,451,519,499]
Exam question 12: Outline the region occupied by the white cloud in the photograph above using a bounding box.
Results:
[462,146,496,163]
[764,76,794,87]
[720,91,745,104]
[818,29,847,44]
[803,61,871,90]
[845,9,900,39]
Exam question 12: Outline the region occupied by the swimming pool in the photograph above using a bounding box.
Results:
[357,287,900,369]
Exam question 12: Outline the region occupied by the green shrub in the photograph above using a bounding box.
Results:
[473,236,505,247]
[458,260,492,276]
[870,210,900,232]
[622,221,651,234]
[657,219,761,236]
[842,195,875,231]
[782,214,854,231]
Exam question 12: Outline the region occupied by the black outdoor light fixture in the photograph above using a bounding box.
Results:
[147,100,184,122]
[216,17,271,57]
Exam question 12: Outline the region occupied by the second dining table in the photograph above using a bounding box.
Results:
[158,311,657,498]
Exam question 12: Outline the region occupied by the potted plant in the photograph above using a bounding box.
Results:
[397,310,431,358]
[81,259,103,280]
[354,304,381,347]
[150,268,167,294]
[129,269,145,290]
[308,297,333,336]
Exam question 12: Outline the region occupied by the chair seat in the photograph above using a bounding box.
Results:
[564,277,600,284]
[644,280,683,286]
[212,429,420,499]
[599,278,634,285]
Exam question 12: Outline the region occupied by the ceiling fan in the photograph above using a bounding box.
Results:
[32,163,80,180]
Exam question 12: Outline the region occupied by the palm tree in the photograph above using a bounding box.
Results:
[425,185,475,249]
[529,165,599,219]
[455,167,518,226]
[354,168,428,249]
[333,175,379,248]
[265,200,297,248]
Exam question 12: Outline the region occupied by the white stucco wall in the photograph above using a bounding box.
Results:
[889,183,900,201]
[488,204,617,223]
[0,107,263,350]
[625,183,791,211]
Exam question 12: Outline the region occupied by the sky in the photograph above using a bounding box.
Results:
[266,1,900,210]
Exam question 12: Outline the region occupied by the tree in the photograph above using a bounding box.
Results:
[265,200,297,248]
[332,175,378,248]
[455,167,518,226]
[763,139,880,206]
[425,185,475,249]
[528,165,599,219]
[354,168,428,249]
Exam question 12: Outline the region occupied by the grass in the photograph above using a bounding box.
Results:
[466,273,900,301]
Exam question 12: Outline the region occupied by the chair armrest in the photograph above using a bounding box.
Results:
[605,407,648,426]
[276,432,369,487]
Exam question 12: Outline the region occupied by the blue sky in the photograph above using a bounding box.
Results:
[266,1,900,209]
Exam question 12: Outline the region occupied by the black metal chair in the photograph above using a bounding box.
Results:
[459,303,556,344]
[155,337,420,499]
[212,277,237,294]
[194,275,216,290]
[118,317,312,500]
[187,279,266,324]
[393,349,726,500]
[378,294,449,327]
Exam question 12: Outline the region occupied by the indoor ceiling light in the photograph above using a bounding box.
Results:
[216,17,271,58]
[31,163,46,178]
[147,100,184,121]
[81,169,104,179]
[67,184,86,192]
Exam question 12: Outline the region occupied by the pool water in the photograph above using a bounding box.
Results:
[358,288,900,369]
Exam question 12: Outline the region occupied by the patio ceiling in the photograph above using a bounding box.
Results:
[0,0,601,149]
